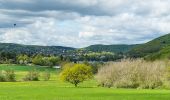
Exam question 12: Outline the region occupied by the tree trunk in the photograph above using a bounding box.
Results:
[75,83,78,87]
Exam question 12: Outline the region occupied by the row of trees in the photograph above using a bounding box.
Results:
[0,51,123,65]
[17,54,61,67]
[69,51,124,62]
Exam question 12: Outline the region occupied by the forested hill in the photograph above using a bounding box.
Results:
[84,44,137,53]
[0,43,75,55]
[0,33,170,61]
[0,43,138,56]
[127,33,170,58]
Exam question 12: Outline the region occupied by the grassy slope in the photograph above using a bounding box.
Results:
[144,46,170,60]
[128,33,170,58]
[0,65,169,100]
[84,44,137,53]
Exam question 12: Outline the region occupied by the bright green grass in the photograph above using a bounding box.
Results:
[0,65,170,100]
[0,64,58,72]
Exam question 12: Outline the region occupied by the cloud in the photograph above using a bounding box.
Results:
[0,0,170,47]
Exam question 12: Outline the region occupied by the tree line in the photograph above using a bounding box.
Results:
[0,51,124,65]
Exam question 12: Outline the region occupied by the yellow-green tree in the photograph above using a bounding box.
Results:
[60,64,93,87]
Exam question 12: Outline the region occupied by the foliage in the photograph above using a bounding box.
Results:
[0,71,5,82]
[97,59,168,89]
[84,44,136,53]
[60,64,93,87]
[0,52,16,64]
[144,46,170,61]
[83,61,103,74]
[0,43,74,56]
[71,51,124,62]
[5,69,16,82]
[1,33,170,63]
[86,52,115,61]
[43,70,51,81]
[32,54,44,65]
[47,56,60,67]
[128,33,170,58]
[0,70,16,82]
[32,55,60,67]
[23,69,39,81]
[17,54,30,65]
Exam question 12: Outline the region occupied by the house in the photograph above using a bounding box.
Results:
[53,66,61,69]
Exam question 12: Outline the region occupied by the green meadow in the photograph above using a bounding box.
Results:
[0,65,169,100]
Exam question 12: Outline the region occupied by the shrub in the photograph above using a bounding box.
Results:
[43,70,51,81]
[60,64,93,87]
[97,59,168,89]
[83,61,103,74]
[0,71,6,82]
[5,70,16,82]
[23,69,39,81]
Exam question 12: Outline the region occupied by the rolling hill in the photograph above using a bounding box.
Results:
[2,32,170,61]
[0,43,75,56]
[84,44,137,53]
[0,43,137,56]
[144,46,170,60]
[128,33,170,59]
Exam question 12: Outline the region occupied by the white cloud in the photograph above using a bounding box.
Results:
[0,0,170,47]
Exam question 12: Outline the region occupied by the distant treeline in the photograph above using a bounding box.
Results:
[0,51,124,66]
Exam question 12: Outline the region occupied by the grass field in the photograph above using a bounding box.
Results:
[0,65,170,100]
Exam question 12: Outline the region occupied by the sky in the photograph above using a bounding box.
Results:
[0,0,170,48]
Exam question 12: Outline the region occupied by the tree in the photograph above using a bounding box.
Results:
[32,55,60,67]
[32,54,44,66]
[17,54,29,65]
[60,64,93,87]
[48,56,60,67]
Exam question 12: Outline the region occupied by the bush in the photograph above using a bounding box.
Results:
[5,70,16,82]
[60,63,93,87]
[43,70,50,81]
[97,59,168,89]
[83,61,103,74]
[0,70,16,82]
[0,71,6,82]
[23,69,39,81]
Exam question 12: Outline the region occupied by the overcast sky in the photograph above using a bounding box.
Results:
[0,0,170,48]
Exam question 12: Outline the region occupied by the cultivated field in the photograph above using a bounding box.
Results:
[0,65,169,100]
